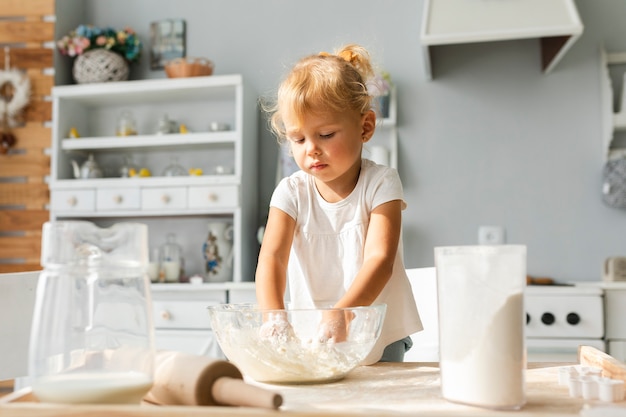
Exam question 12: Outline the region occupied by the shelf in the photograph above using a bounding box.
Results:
[614,113,626,132]
[601,48,626,157]
[52,208,236,218]
[51,175,237,188]
[53,74,242,104]
[421,0,583,80]
[61,131,237,151]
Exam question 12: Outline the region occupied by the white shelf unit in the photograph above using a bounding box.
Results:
[600,49,626,159]
[362,86,398,169]
[49,75,258,283]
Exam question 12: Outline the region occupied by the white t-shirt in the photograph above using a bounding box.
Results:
[269,158,423,364]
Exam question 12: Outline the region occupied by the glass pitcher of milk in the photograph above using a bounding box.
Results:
[435,245,527,410]
[29,221,155,404]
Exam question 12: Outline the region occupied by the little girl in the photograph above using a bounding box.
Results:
[256,44,422,363]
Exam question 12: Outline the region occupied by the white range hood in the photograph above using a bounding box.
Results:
[420,0,584,80]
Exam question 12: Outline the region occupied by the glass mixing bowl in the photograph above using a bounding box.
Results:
[207,303,386,384]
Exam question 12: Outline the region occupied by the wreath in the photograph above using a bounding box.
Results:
[0,69,31,153]
[0,69,30,125]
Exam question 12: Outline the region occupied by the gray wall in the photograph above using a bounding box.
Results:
[59,0,626,282]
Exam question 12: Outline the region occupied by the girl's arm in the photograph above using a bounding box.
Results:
[334,199,403,308]
[255,206,296,310]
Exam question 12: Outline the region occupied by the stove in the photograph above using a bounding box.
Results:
[525,285,605,362]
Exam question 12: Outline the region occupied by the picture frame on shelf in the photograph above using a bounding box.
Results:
[150,19,186,70]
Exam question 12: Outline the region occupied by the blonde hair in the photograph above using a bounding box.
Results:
[267,44,375,143]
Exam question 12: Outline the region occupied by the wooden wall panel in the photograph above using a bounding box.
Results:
[2,0,54,16]
[0,235,41,261]
[0,21,54,43]
[0,49,54,70]
[0,210,49,232]
[0,0,54,273]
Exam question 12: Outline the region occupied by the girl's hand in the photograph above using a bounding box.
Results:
[316,310,354,343]
[259,311,296,343]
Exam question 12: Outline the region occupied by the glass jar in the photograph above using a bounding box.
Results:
[119,154,137,178]
[160,233,183,282]
[147,247,161,283]
[116,110,137,136]
[29,221,155,404]
[155,113,171,135]
[161,156,187,177]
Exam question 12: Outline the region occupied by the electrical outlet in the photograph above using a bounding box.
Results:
[478,226,505,245]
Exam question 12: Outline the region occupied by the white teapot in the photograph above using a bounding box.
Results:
[71,153,103,179]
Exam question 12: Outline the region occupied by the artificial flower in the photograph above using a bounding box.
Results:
[57,24,142,63]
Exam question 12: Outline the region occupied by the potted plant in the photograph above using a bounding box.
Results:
[57,24,142,84]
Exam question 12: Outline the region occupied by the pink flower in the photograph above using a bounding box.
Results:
[78,37,90,49]
[95,35,107,46]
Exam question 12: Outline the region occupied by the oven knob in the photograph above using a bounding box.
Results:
[541,312,555,325]
[566,312,580,325]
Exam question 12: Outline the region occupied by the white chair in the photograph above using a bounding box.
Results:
[404,267,439,362]
[0,271,40,388]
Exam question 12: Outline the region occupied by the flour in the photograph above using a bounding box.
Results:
[439,292,525,409]
[215,321,376,384]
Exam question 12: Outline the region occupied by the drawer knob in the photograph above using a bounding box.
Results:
[67,196,78,207]
[161,194,171,204]
[208,193,218,202]
[160,310,171,320]
[113,195,123,204]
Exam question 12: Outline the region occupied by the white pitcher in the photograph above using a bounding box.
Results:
[202,222,234,282]
[30,221,155,404]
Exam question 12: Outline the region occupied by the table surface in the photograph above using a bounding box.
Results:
[1,362,624,416]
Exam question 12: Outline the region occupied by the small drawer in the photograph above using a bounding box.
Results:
[142,187,187,210]
[188,185,238,209]
[50,189,95,212]
[152,300,222,330]
[97,187,140,211]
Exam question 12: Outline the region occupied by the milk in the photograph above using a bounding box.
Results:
[32,372,153,404]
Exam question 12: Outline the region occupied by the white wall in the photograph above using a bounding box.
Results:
[58,0,626,282]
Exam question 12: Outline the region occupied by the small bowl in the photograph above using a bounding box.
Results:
[164,57,214,78]
[207,303,386,384]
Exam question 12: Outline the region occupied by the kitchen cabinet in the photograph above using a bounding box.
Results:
[150,283,227,358]
[600,48,626,158]
[49,75,258,284]
[150,282,255,357]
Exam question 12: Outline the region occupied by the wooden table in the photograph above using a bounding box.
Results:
[1,363,624,416]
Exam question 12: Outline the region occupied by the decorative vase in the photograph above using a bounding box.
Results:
[202,222,234,282]
[73,49,129,84]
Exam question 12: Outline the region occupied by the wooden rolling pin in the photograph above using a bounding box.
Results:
[144,351,282,409]
[578,345,626,383]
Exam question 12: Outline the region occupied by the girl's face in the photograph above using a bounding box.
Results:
[283,108,376,194]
